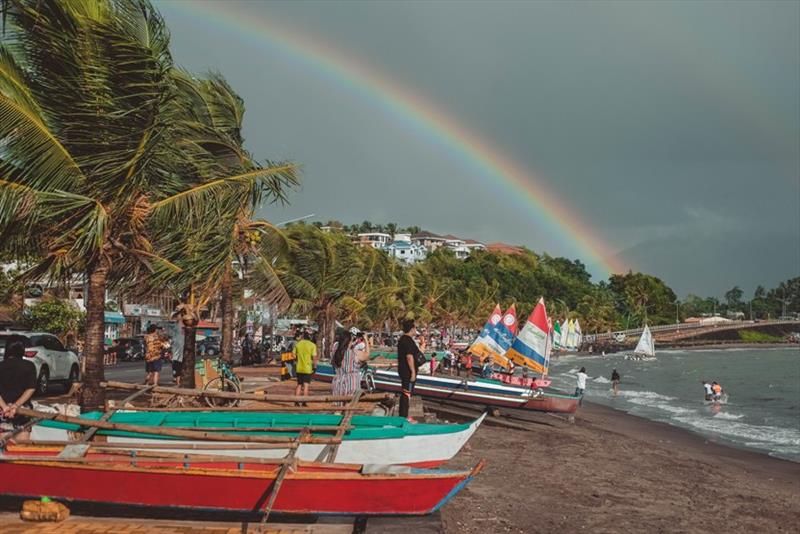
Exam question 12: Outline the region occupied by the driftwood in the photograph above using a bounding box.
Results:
[14,407,340,445]
[102,381,390,404]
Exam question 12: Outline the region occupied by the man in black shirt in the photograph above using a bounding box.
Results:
[0,341,38,440]
[397,318,423,422]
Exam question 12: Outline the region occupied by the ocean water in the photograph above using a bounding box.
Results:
[547,347,800,461]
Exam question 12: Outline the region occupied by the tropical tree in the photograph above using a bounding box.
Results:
[0,0,289,407]
[278,225,364,356]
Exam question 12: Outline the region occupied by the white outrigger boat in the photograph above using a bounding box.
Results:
[28,410,485,468]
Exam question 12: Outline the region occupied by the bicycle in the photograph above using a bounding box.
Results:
[203,359,242,407]
[359,362,376,393]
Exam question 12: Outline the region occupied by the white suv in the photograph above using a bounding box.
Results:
[0,332,81,395]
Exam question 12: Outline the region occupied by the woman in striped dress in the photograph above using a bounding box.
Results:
[332,331,360,396]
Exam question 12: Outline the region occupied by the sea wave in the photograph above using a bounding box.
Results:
[674,416,800,449]
[593,376,611,384]
[712,411,745,420]
[617,390,677,402]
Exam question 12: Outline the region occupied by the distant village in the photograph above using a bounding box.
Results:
[321,224,524,264]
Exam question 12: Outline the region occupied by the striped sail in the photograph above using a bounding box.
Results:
[506,298,550,374]
[469,304,508,366]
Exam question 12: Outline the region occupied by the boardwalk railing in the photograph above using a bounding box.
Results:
[588,319,798,341]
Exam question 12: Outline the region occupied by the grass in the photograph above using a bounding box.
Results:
[738,330,783,343]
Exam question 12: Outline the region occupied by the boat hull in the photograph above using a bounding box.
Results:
[315,365,579,414]
[32,412,485,468]
[0,451,480,516]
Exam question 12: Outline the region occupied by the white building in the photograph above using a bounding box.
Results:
[382,240,428,264]
[357,232,392,249]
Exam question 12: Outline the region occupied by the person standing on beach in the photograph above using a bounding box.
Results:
[397,319,423,423]
[331,330,359,398]
[143,324,163,386]
[611,369,620,396]
[0,341,37,441]
[293,331,318,398]
[575,367,588,405]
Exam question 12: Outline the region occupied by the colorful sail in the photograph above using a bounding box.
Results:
[560,318,569,351]
[574,319,583,350]
[468,304,508,366]
[553,320,562,349]
[469,304,503,358]
[489,304,518,354]
[506,298,550,374]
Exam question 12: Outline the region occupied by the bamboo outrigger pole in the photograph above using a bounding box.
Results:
[102,380,390,404]
[14,407,340,445]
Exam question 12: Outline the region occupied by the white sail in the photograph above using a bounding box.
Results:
[634,325,655,357]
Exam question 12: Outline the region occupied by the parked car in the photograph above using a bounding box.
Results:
[197,336,220,357]
[116,337,145,361]
[0,332,81,395]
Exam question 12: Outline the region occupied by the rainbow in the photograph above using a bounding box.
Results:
[163,2,626,276]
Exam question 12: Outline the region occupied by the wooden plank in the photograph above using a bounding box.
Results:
[102,380,389,404]
[324,390,363,463]
[259,428,308,525]
[117,405,375,413]
[0,417,44,447]
[15,439,295,451]
[14,407,341,445]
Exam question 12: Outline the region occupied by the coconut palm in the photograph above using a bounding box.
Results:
[148,71,295,383]
[0,0,292,407]
[278,225,365,357]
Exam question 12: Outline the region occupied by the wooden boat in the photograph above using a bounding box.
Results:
[32,410,485,468]
[0,445,482,516]
[314,364,580,414]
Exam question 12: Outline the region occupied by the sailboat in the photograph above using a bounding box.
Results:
[625,324,656,361]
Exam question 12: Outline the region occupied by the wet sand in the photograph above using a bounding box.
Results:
[440,402,800,533]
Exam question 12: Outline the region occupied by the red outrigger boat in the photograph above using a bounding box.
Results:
[0,445,482,516]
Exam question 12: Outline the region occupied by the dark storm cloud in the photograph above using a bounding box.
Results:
[156,0,799,296]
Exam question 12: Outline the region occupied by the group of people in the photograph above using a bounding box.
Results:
[702,380,725,401]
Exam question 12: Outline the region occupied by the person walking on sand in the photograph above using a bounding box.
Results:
[611,368,620,396]
[575,367,588,405]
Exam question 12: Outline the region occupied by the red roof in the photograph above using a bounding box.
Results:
[487,242,525,255]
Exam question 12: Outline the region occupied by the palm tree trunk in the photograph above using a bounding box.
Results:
[79,257,110,410]
[180,319,198,388]
[220,264,234,363]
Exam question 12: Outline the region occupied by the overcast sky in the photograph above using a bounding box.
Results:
[156,0,799,297]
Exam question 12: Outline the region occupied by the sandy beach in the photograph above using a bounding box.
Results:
[439,402,800,533]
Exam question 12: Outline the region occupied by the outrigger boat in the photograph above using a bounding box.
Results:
[313,364,580,414]
[0,444,482,516]
[31,410,485,468]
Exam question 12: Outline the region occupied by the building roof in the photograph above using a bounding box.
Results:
[487,242,525,255]
[412,231,446,240]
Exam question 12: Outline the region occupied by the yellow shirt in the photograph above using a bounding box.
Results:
[293,339,317,374]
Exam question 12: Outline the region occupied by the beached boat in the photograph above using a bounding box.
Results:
[32,411,484,468]
[0,445,482,516]
[625,325,656,361]
[314,364,580,414]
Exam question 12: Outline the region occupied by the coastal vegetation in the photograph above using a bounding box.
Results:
[0,0,796,408]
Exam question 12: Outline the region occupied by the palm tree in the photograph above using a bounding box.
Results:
[150,71,296,382]
[0,0,291,407]
[278,225,364,357]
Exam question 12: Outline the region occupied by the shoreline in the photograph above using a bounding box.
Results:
[441,400,799,532]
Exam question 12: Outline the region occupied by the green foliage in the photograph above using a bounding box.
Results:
[23,298,84,338]
[738,330,782,343]
[609,272,677,326]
